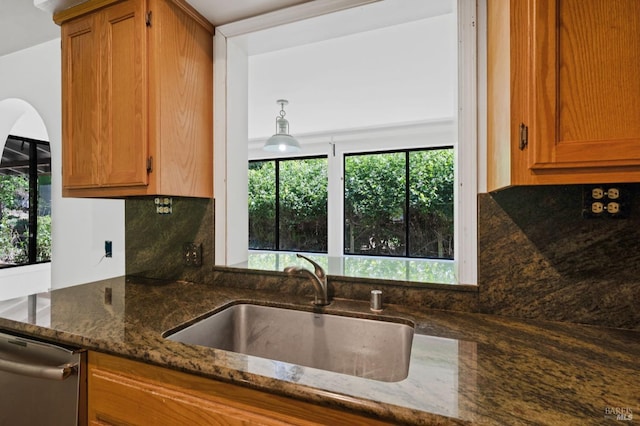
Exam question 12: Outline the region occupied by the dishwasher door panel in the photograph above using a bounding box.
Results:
[0,332,82,426]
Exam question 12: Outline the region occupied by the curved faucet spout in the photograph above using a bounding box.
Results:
[284,254,329,306]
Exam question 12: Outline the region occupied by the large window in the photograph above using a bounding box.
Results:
[249,156,328,252]
[249,147,454,260]
[344,148,453,259]
[0,135,51,268]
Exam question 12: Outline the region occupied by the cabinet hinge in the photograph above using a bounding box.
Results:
[146,11,152,27]
[146,157,153,173]
[519,123,528,150]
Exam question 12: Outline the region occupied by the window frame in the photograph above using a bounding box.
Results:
[343,146,455,259]
[248,155,329,253]
[321,119,459,261]
[249,118,459,263]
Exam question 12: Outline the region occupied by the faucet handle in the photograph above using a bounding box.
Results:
[296,253,326,278]
[285,254,329,306]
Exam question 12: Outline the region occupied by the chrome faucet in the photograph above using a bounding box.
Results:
[284,254,329,306]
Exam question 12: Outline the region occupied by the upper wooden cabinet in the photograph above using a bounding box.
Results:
[487,0,640,191]
[56,0,214,198]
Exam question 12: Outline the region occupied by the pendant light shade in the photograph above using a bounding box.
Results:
[263,99,301,153]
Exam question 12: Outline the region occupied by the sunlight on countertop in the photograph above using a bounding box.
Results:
[237,251,457,285]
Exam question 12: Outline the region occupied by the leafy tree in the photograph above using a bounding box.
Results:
[0,176,29,263]
[344,148,454,258]
[248,158,328,251]
[344,152,406,255]
[0,175,52,264]
[279,159,327,251]
[408,149,454,258]
[0,175,28,211]
[0,215,26,263]
[37,215,52,262]
[248,161,276,249]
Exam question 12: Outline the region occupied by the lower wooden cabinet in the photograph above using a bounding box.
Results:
[87,351,392,426]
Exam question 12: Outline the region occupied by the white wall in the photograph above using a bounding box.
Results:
[248,13,456,139]
[0,39,125,297]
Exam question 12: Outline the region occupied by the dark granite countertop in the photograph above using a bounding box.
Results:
[0,276,637,425]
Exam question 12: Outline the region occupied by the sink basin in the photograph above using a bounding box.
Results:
[164,303,414,382]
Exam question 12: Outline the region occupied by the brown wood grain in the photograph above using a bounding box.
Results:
[87,351,394,426]
[488,0,640,190]
[150,0,213,197]
[100,0,148,188]
[59,0,213,198]
[61,14,101,189]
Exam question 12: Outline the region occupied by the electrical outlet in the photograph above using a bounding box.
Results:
[591,187,604,199]
[607,202,620,214]
[183,243,202,266]
[583,184,630,219]
[154,197,173,214]
[591,202,604,214]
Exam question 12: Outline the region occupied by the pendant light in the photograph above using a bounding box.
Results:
[263,99,301,153]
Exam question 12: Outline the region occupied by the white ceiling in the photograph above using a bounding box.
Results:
[185,0,312,26]
[0,0,60,57]
[246,1,456,139]
[236,0,452,56]
[0,0,311,57]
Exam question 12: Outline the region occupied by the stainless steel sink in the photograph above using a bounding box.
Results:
[164,303,414,382]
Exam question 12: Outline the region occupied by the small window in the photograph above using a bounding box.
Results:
[249,156,328,253]
[344,147,454,259]
[0,135,51,268]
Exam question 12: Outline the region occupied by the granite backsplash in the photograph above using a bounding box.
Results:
[479,184,640,329]
[125,185,640,330]
[125,197,215,283]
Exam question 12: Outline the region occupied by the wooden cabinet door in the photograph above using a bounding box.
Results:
[148,0,214,197]
[100,0,149,188]
[61,13,100,189]
[89,367,282,425]
[57,0,213,198]
[87,351,394,426]
[528,0,640,170]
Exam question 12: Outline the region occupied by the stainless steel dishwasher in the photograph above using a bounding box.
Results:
[0,331,83,426]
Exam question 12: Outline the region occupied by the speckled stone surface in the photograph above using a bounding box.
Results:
[124,191,640,330]
[213,266,479,313]
[478,185,640,329]
[125,197,215,283]
[0,277,637,425]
